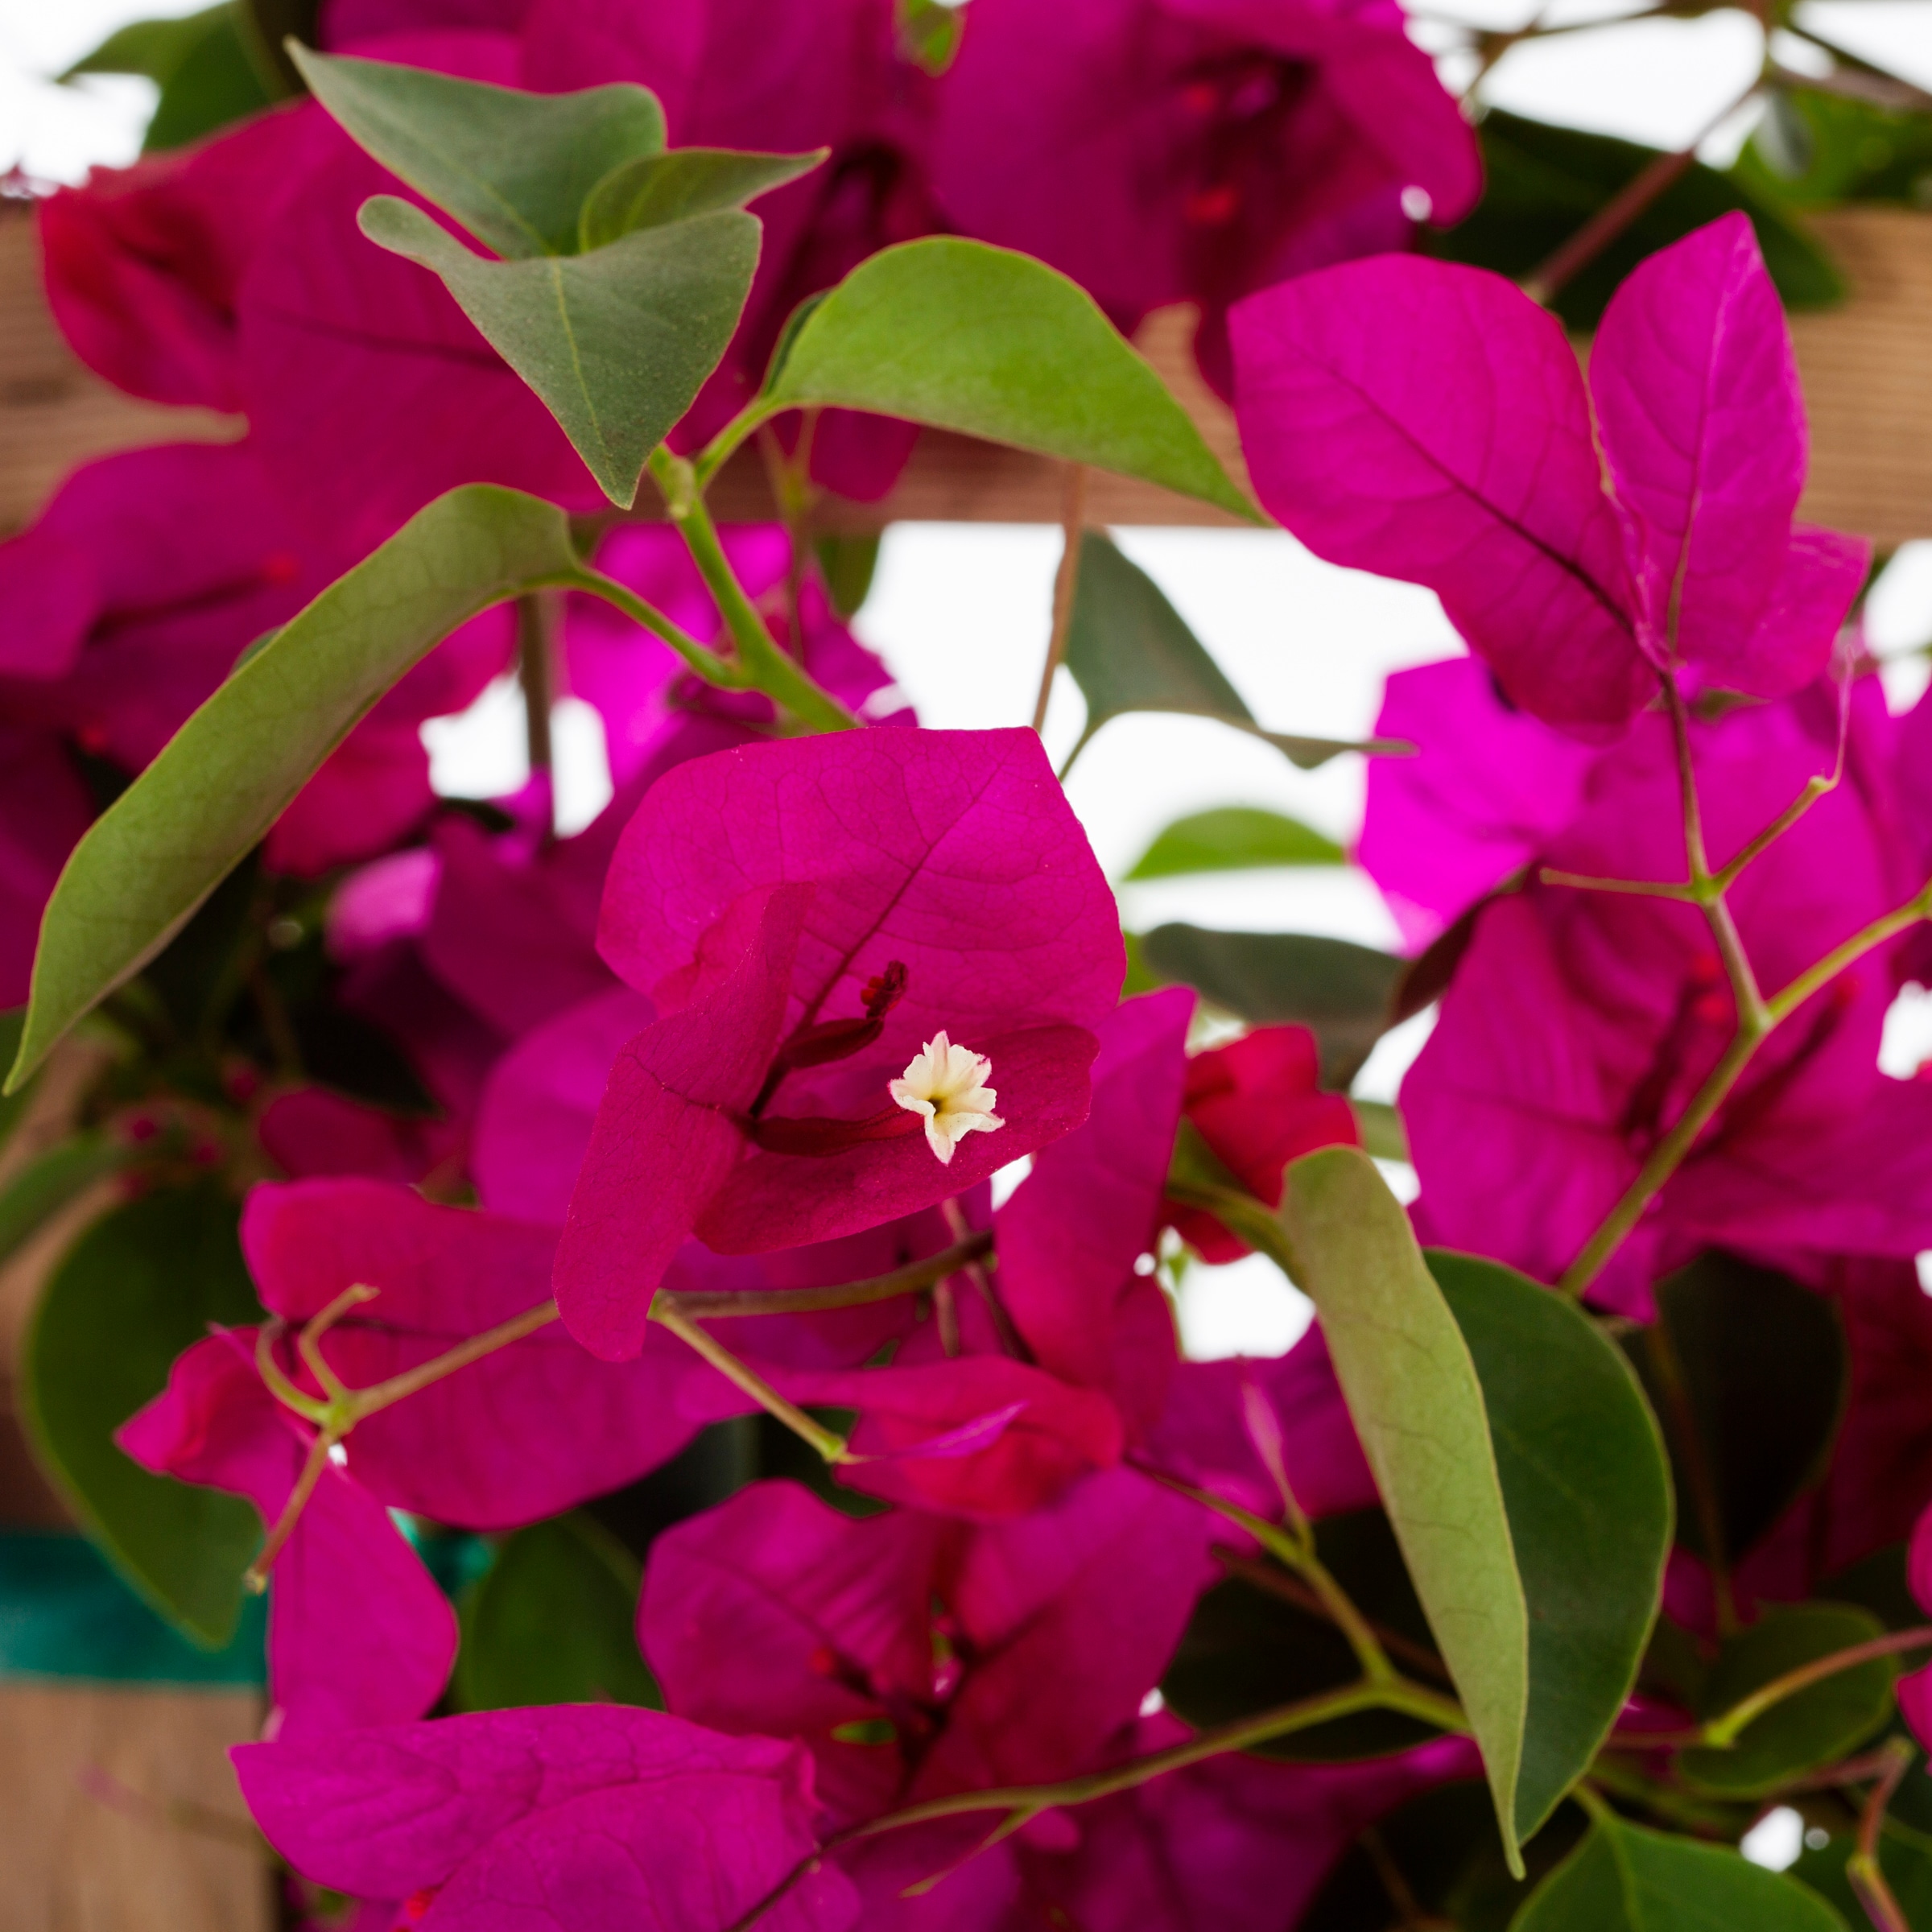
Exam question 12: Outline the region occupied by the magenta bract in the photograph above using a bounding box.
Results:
[933,0,1478,393]
[555,727,1120,1357]
[1402,678,1932,1305]
[1231,214,1868,734]
[239,1179,746,1525]
[233,1706,858,1932]
[118,1334,456,1739]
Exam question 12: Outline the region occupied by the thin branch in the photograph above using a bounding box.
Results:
[1557,1026,1762,1298]
[293,1283,378,1403]
[660,1232,993,1319]
[646,447,857,733]
[244,1431,333,1591]
[1848,1738,1918,1932]
[1711,677,1849,893]
[1539,869,1700,902]
[1524,73,1764,303]
[1137,1464,1402,1690]
[1031,464,1089,735]
[650,1298,852,1463]
[1766,877,1932,1023]
[1703,1629,1932,1747]
[515,592,555,779]
[346,1299,559,1418]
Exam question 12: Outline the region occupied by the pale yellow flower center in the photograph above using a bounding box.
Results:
[888,1031,1005,1166]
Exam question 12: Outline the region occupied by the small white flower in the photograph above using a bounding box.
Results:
[889,1031,1005,1165]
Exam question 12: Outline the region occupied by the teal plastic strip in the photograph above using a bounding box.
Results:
[0,1530,266,1686]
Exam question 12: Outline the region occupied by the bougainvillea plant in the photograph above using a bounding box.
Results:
[9,2,1932,1929]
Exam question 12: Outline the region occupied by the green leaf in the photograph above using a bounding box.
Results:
[1277,1147,1530,1870]
[1302,1781,1587,1932]
[0,1134,140,1268]
[63,3,228,84]
[0,1009,31,1154]
[1431,109,1844,330]
[1509,1812,1850,1931]
[1125,806,1344,881]
[1162,1507,1447,1761]
[896,0,964,75]
[1732,85,1932,209]
[1622,1252,1847,1570]
[1352,1098,1409,1165]
[290,45,665,258]
[361,196,760,508]
[1059,533,1401,770]
[20,1185,264,1646]
[1137,924,1404,1087]
[760,240,1259,520]
[455,1514,662,1711]
[143,7,275,151]
[63,6,275,153]
[813,531,882,621]
[1679,1603,1897,1798]
[8,487,590,1092]
[1430,1251,1674,1843]
[578,147,824,251]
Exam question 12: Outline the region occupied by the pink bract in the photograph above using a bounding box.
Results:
[1231,214,1867,734]
[118,1334,456,1739]
[555,728,1120,1356]
[233,1705,859,1932]
[1402,677,1932,1308]
[933,0,1478,394]
[239,1179,748,1526]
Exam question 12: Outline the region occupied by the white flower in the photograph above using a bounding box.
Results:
[889,1031,1005,1165]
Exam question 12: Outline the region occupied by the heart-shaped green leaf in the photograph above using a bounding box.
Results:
[757,239,1260,519]
[361,196,760,507]
[578,146,825,251]
[1278,1147,1530,1871]
[291,43,665,258]
[21,1184,265,1646]
[1510,1812,1850,1930]
[1430,1250,1674,1843]
[6,487,592,1092]
[1125,806,1344,881]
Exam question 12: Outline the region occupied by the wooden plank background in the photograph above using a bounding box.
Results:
[5,202,1929,541]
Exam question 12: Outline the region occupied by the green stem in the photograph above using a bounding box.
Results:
[1138,1467,1406,1690]
[1849,1739,1918,1932]
[558,568,740,687]
[646,447,857,733]
[693,400,780,493]
[1556,1023,1765,1300]
[650,1298,852,1463]
[731,1673,1463,1927]
[1767,880,1932,1023]
[660,1232,993,1319]
[1030,464,1088,735]
[1702,1628,1932,1748]
[848,1678,1461,1839]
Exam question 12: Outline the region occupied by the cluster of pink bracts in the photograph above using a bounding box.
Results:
[7,0,1932,1924]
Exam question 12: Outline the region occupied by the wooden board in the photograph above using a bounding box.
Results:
[0,1682,271,1932]
[1,196,1929,535]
